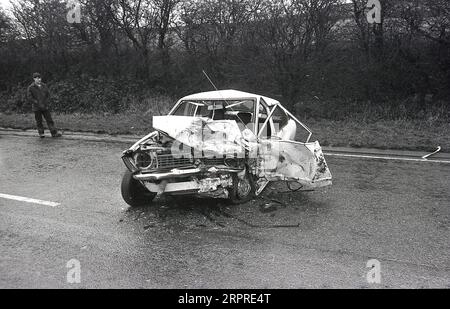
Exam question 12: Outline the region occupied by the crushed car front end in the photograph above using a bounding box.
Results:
[120,90,332,207]
[121,128,250,201]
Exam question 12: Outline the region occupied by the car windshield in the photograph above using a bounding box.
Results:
[171,100,255,122]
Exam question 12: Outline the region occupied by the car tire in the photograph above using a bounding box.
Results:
[229,169,256,204]
[121,170,156,207]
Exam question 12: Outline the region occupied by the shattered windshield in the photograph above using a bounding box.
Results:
[172,100,255,122]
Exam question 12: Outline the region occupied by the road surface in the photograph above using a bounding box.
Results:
[0,134,449,288]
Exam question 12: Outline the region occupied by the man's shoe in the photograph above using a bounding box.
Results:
[52,132,62,138]
[39,134,45,139]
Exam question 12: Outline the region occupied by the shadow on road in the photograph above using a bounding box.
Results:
[121,182,331,233]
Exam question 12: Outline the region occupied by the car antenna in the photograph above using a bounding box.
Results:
[202,70,219,119]
[202,70,218,91]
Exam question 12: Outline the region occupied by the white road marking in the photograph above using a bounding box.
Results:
[325,153,450,164]
[422,146,441,159]
[0,193,60,207]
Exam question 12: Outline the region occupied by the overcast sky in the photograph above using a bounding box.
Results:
[0,0,12,10]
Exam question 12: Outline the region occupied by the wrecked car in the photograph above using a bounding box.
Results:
[121,90,332,207]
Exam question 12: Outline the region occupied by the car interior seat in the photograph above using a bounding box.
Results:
[211,108,225,120]
[277,119,297,140]
[236,112,252,125]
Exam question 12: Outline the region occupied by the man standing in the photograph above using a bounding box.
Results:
[27,73,61,138]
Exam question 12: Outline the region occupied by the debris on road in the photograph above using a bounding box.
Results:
[143,224,156,231]
[259,202,278,213]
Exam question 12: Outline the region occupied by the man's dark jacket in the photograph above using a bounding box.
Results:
[27,82,51,112]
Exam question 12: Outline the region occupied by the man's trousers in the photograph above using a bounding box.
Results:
[34,110,57,135]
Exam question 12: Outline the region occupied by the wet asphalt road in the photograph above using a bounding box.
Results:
[0,134,449,289]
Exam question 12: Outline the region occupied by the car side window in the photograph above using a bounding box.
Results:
[173,101,206,116]
[173,101,193,116]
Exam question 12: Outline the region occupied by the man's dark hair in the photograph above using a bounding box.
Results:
[33,72,41,79]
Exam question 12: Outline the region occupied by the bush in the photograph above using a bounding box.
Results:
[1,76,447,123]
[0,78,176,115]
[294,97,449,122]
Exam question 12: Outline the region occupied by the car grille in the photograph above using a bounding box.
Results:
[156,154,193,169]
[138,152,227,171]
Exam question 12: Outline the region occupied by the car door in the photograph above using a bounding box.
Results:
[256,104,332,190]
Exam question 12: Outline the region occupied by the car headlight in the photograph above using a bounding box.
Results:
[133,152,156,170]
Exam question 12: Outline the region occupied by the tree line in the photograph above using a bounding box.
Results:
[0,0,449,119]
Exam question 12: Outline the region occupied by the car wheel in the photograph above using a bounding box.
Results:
[121,170,156,207]
[229,169,256,204]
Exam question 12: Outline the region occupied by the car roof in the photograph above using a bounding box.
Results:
[180,89,280,107]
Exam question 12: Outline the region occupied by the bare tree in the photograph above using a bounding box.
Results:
[11,0,75,70]
[0,8,15,44]
[178,0,260,56]
[1,0,449,114]
[252,0,342,106]
[107,0,179,78]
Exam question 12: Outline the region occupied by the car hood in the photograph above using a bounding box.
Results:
[153,115,246,156]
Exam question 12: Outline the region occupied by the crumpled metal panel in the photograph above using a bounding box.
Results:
[257,140,332,189]
[152,116,332,191]
[197,175,233,198]
[153,116,245,157]
[153,116,204,149]
[202,120,245,157]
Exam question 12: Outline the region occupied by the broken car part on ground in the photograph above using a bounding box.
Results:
[121,90,332,206]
